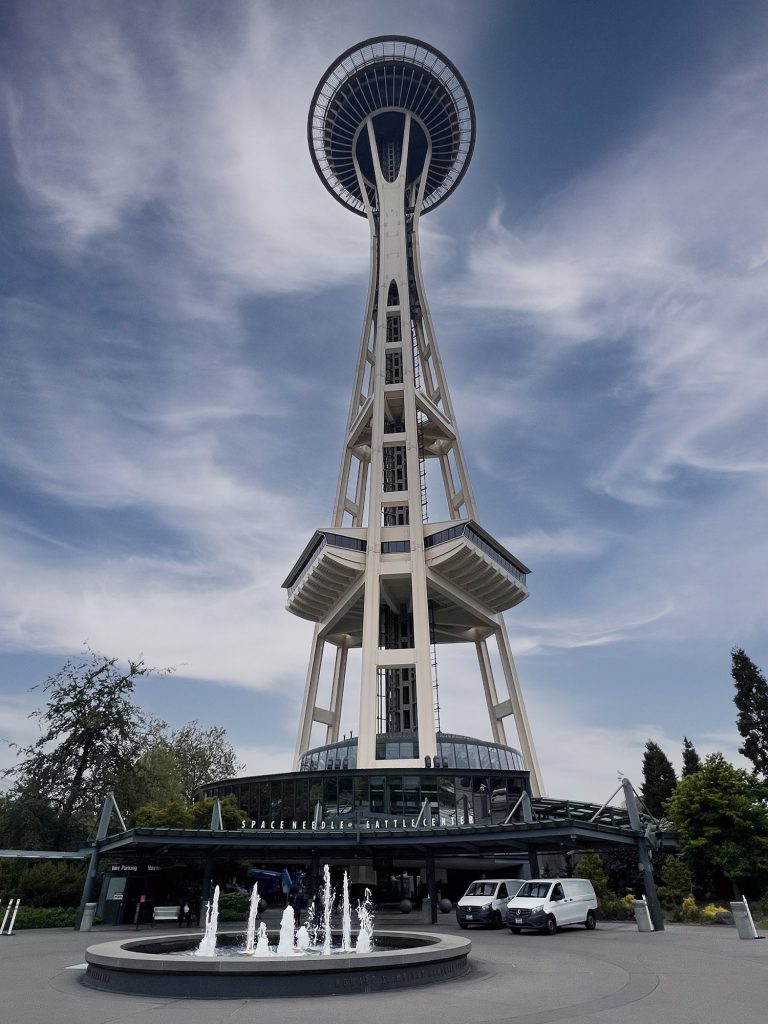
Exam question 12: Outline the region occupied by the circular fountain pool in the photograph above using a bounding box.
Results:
[83,929,472,998]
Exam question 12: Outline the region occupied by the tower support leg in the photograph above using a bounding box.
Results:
[476,639,506,745]
[326,643,349,744]
[495,617,544,796]
[621,777,664,931]
[294,628,324,767]
[528,846,540,879]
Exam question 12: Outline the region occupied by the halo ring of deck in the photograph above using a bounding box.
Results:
[308,35,475,215]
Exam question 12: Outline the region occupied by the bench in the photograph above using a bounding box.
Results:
[153,905,183,925]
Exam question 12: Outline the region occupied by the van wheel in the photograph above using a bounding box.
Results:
[493,911,502,928]
[459,923,468,930]
[585,911,596,930]
[510,927,521,935]
[544,915,557,936]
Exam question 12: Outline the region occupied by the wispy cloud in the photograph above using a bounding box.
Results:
[500,527,611,562]
[448,59,768,506]
[1,3,767,803]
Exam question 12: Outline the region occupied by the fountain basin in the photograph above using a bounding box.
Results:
[83,929,472,998]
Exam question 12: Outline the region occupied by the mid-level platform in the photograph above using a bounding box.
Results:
[283,521,530,644]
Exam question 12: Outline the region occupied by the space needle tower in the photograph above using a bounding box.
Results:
[284,37,544,795]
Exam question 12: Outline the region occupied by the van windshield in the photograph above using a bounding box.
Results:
[514,882,551,899]
[465,882,497,897]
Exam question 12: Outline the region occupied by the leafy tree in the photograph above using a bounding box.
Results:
[116,721,243,820]
[2,648,170,846]
[133,800,192,829]
[0,790,61,849]
[3,649,243,847]
[133,795,245,830]
[681,737,701,777]
[665,752,768,897]
[165,721,244,804]
[115,742,186,817]
[732,648,768,778]
[641,740,677,818]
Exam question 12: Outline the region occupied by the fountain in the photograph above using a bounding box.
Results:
[356,888,374,954]
[195,884,220,957]
[255,920,270,956]
[342,871,352,952]
[296,924,310,951]
[84,864,471,997]
[244,882,260,954]
[276,905,296,955]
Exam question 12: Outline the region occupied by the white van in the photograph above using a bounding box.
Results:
[456,878,522,929]
[506,878,598,935]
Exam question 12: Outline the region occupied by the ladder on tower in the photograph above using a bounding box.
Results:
[428,601,441,732]
[411,321,429,522]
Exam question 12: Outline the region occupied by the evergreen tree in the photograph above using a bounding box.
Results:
[657,856,693,911]
[681,737,701,777]
[640,740,677,817]
[574,851,611,901]
[732,648,768,778]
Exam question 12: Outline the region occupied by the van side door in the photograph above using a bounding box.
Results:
[560,881,583,925]
[549,883,569,924]
[494,882,509,911]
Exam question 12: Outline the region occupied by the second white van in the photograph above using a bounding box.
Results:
[506,878,598,935]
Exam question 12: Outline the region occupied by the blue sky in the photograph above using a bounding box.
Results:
[1,0,767,801]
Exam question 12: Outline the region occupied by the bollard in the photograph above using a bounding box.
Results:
[6,899,20,936]
[80,902,97,932]
[632,896,654,932]
[0,899,20,936]
[730,897,762,940]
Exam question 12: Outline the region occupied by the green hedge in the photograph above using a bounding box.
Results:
[10,906,77,929]
[0,861,85,908]
[217,890,250,921]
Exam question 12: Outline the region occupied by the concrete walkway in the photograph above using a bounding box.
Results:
[1,916,766,1024]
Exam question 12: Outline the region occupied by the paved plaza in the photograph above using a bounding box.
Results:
[1,914,766,1024]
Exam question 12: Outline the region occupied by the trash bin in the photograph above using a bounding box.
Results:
[632,898,654,932]
[730,900,760,940]
[79,902,97,932]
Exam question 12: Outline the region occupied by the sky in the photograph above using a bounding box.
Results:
[1,0,767,803]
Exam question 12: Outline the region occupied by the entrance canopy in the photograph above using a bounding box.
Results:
[90,795,672,862]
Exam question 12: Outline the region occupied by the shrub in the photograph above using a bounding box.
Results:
[12,906,76,929]
[217,890,250,921]
[599,893,634,920]
[0,860,85,908]
[701,902,729,921]
[681,895,701,922]
[752,898,768,930]
[678,897,730,923]
[575,853,635,919]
